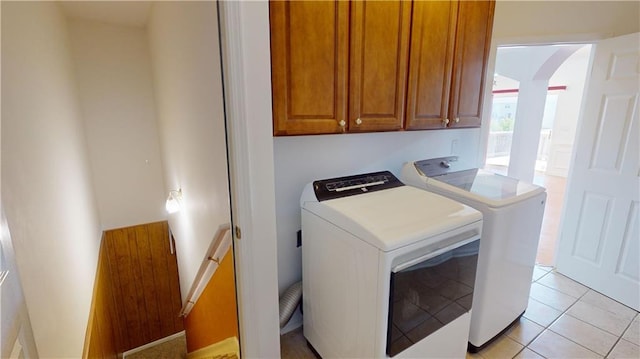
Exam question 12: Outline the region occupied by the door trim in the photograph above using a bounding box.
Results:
[217,2,281,357]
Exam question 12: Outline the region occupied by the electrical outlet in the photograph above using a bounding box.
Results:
[451,139,459,155]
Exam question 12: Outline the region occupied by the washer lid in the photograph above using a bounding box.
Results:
[302,185,482,252]
[428,168,545,208]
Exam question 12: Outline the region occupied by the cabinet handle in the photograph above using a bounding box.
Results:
[455,117,460,123]
[355,118,362,126]
[338,120,346,133]
[442,118,450,127]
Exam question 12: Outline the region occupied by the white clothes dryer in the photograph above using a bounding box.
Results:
[401,157,546,352]
[301,171,483,358]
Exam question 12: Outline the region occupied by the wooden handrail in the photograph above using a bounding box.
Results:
[180,223,232,317]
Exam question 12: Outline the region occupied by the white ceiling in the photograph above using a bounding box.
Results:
[59,1,152,27]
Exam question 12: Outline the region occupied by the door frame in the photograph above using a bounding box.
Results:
[478,35,604,269]
[217,2,281,358]
[478,34,606,169]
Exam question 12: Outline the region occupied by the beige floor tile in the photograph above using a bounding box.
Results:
[581,290,637,321]
[537,265,554,272]
[477,335,523,359]
[529,282,579,311]
[607,339,640,359]
[567,301,634,337]
[549,314,618,356]
[466,351,485,359]
[506,317,545,346]
[514,347,546,359]
[523,298,563,327]
[532,266,551,282]
[622,314,640,346]
[537,272,589,298]
[528,330,601,359]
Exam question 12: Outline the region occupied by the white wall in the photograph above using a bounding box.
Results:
[546,45,591,177]
[68,19,167,230]
[1,2,102,357]
[493,1,640,43]
[147,2,231,302]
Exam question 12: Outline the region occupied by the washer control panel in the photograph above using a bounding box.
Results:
[414,156,460,177]
[313,171,403,201]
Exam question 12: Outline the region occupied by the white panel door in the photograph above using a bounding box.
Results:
[556,33,639,310]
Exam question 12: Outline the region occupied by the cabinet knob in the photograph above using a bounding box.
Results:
[338,120,346,127]
[355,118,362,126]
[455,117,460,123]
[442,118,450,127]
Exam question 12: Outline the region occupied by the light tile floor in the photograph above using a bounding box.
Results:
[467,265,640,359]
[280,265,640,359]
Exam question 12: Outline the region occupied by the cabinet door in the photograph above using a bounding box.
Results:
[349,1,411,132]
[405,1,458,130]
[448,0,495,128]
[270,1,349,135]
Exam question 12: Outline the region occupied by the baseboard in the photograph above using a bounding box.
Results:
[122,331,185,358]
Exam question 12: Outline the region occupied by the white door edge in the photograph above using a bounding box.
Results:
[218,1,281,357]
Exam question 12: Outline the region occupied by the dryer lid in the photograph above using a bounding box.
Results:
[428,168,545,207]
[302,185,482,252]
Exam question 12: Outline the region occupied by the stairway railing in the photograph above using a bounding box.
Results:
[179,223,232,317]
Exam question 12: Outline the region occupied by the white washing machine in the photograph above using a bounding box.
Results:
[301,171,483,358]
[401,156,546,352]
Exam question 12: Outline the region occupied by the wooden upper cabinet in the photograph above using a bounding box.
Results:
[405,0,495,130]
[449,0,495,128]
[269,1,349,135]
[270,0,494,135]
[349,1,411,133]
[405,0,458,130]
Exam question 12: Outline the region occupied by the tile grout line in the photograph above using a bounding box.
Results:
[509,267,557,358]
[508,267,556,358]
[483,265,639,359]
[535,273,602,356]
[517,269,604,359]
[560,303,635,337]
[529,268,640,358]
[534,271,590,298]
[547,270,640,353]
[602,312,639,358]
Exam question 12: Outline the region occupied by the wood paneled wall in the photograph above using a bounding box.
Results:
[84,221,184,357]
[83,234,118,359]
[184,248,239,353]
[106,221,184,351]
